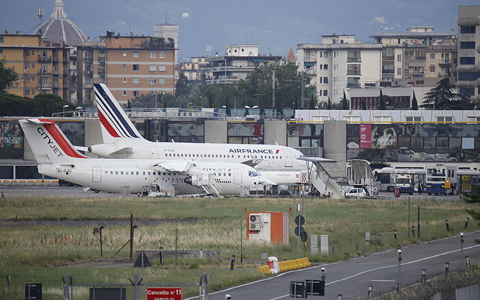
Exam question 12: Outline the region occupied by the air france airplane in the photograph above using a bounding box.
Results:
[19,119,276,196]
[90,84,324,186]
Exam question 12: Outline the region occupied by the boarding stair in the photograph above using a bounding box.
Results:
[309,161,348,199]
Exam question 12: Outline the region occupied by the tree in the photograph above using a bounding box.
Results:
[378,89,386,110]
[411,91,418,110]
[464,190,480,221]
[340,90,349,110]
[0,58,19,93]
[327,97,332,110]
[420,77,459,110]
[175,72,191,99]
[237,60,305,115]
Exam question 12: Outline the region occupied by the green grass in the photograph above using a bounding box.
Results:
[0,195,477,299]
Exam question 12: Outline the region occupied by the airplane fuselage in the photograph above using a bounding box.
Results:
[38,159,269,195]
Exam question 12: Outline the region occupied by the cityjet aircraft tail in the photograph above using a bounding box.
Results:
[20,118,87,166]
[94,83,146,143]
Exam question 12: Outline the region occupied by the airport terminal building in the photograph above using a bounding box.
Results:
[1,109,480,182]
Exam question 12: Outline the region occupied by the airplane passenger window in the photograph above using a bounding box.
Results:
[121,171,124,175]
[148,172,150,175]
[116,171,118,175]
[153,172,156,175]
[136,172,139,175]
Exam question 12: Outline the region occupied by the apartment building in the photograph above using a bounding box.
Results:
[371,26,456,87]
[457,5,480,101]
[205,44,282,85]
[72,31,176,106]
[177,57,211,85]
[297,34,383,104]
[0,33,73,100]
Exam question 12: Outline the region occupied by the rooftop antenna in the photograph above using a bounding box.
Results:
[38,6,44,36]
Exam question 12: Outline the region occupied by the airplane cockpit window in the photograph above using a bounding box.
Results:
[248,171,261,177]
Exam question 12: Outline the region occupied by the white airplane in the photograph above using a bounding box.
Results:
[89,84,328,187]
[19,118,276,196]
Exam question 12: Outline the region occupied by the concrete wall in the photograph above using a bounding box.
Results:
[204,120,227,143]
[264,120,287,146]
[323,120,347,167]
[84,119,104,147]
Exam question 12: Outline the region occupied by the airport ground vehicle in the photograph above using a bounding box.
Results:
[345,188,367,198]
[394,174,414,195]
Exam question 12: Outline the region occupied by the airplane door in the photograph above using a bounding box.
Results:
[234,169,242,185]
[150,147,159,159]
[285,150,293,167]
[92,167,102,183]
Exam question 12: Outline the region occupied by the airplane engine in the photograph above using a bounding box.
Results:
[88,144,124,157]
[184,174,210,186]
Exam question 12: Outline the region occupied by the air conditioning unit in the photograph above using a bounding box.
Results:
[250,223,261,231]
[250,214,261,224]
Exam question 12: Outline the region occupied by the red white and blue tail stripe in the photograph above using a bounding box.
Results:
[94,83,143,141]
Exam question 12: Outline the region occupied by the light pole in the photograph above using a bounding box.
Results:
[99,226,105,257]
[397,249,402,292]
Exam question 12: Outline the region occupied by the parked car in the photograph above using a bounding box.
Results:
[345,188,367,199]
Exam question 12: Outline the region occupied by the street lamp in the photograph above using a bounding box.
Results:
[62,104,69,116]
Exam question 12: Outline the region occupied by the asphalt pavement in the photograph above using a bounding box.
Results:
[193,231,480,300]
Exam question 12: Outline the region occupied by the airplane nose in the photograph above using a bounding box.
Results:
[259,177,277,186]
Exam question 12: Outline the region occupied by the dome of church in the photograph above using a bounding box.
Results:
[35,0,87,45]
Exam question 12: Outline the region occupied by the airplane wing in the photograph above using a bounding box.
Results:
[241,158,263,168]
[153,160,194,172]
[298,157,335,162]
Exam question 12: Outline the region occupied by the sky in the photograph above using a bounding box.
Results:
[1,0,479,62]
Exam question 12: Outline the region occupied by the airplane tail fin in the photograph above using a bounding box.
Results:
[94,83,145,143]
[19,119,87,165]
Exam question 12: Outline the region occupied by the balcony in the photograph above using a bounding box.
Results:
[38,55,51,62]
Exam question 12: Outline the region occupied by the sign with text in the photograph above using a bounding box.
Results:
[146,287,183,300]
[359,124,372,149]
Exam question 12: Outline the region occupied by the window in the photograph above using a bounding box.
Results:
[123,64,127,70]
[133,64,139,71]
[123,91,127,96]
[429,65,435,72]
[406,116,421,122]
[149,64,156,71]
[123,78,127,83]
[396,54,401,62]
[397,68,402,76]
[159,78,166,84]
[150,78,156,84]
[437,116,453,122]
[347,50,361,62]
[150,51,156,58]
[460,57,475,65]
[323,77,328,84]
[159,52,166,58]
[323,90,328,96]
[133,51,139,58]
[374,116,392,122]
[133,77,139,84]
[0,49,3,55]
[430,53,435,60]
[159,65,166,71]
[461,26,476,34]
[0,37,3,43]
[123,51,127,57]
[324,52,328,58]
[347,64,361,75]
[323,64,328,70]
[133,91,139,98]
[460,42,476,49]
